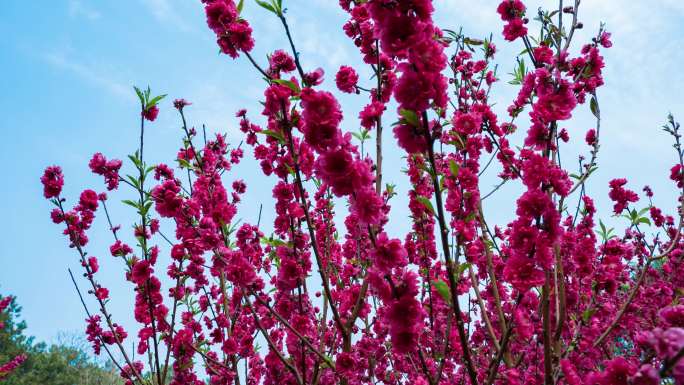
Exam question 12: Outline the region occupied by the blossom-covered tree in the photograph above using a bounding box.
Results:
[42,0,684,384]
[0,295,26,382]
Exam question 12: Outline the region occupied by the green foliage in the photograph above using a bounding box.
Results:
[415,196,436,216]
[134,85,166,111]
[398,108,420,128]
[508,57,527,85]
[0,295,122,385]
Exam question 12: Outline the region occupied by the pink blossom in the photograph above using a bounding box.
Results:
[608,178,638,214]
[502,18,527,41]
[359,101,385,129]
[269,49,296,74]
[393,124,427,154]
[300,88,343,152]
[335,65,359,93]
[351,188,383,225]
[142,105,159,121]
[173,98,191,110]
[497,0,526,21]
[371,233,408,273]
[41,166,64,198]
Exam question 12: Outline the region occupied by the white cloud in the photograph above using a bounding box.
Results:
[140,0,193,32]
[68,0,101,21]
[41,51,133,101]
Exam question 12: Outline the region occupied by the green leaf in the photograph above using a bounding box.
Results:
[637,217,651,226]
[128,153,142,168]
[464,212,477,222]
[386,183,396,198]
[590,96,599,118]
[399,108,420,127]
[463,37,484,46]
[147,94,167,109]
[272,0,283,14]
[133,86,145,106]
[432,280,451,303]
[126,175,140,189]
[483,238,495,252]
[272,78,300,93]
[255,0,276,13]
[352,129,371,142]
[237,0,245,13]
[629,209,638,221]
[122,199,139,210]
[448,159,460,178]
[259,129,286,144]
[416,196,435,216]
[582,308,597,323]
[142,201,153,216]
[587,165,598,176]
[261,236,289,248]
[455,262,471,277]
[178,158,192,169]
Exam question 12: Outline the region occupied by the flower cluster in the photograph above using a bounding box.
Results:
[89,153,122,190]
[40,166,63,199]
[203,0,254,58]
[497,0,528,41]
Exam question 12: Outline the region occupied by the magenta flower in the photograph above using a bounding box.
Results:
[141,105,159,121]
[40,166,64,198]
[335,65,359,93]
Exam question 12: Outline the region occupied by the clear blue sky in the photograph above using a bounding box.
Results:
[1,0,683,348]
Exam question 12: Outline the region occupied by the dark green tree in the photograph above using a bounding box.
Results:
[0,294,121,385]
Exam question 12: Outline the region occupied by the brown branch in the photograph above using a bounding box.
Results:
[422,111,478,385]
[57,201,146,385]
[247,290,338,373]
[593,235,680,347]
[244,296,303,385]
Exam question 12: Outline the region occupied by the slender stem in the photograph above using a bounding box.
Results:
[542,272,553,385]
[562,0,581,52]
[484,294,522,385]
[374,39,383,195]
[248,289,338,372]
[468,265,501,352]
[477,205,507,335]
[283,119,347,339]
[553,242,566,344]
[244,298,303,385]
[594,115,684,347]
[278,14,306,83]
[243,51,271,80]
[161,259,183,384]
[67,269,127,377]
[592,236,681,348]
[417,348,436,385]
[57,201,146,384]
[422,111,478,385]
[137,114,163,385]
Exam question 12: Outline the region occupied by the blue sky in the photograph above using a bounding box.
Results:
[0,0,683,350]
